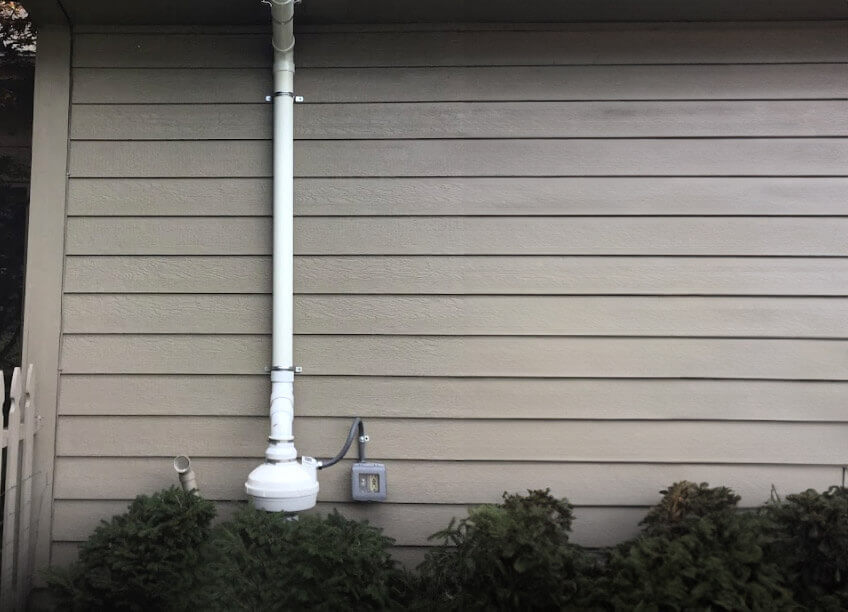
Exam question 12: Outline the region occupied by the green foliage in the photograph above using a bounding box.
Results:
[44,487,216,612]
[415,489,597,611]
[193,506,402,611]
[765,486,848,611]
[641,480,740,537]
[41,481,848,611]
[589,481,796,612]
[0,2,35,63]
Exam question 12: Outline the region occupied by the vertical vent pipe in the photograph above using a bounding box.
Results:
[244,0,319,512]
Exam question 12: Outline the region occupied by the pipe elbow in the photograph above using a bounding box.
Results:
[270,0,295,22]
[271,0,295,54]
[273,53,295,77]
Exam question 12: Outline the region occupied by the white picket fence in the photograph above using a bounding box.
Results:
[1,365,37,611]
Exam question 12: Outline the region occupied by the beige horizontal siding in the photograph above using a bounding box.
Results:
[73,34,267,68]
[54,23,848,565]
[72,64,848,104]
[65,217,848,256]
[70,101,848,140]
[71,104,273,140]
[68,138,848,177]
[64,256,848,296]
[58,375,848,421]
[72,24,848,68]
[60,335,848,379]
[68,178,273,216]
[66,177,848,217]
[53,457,842,506]
[55,416,848,464]
[63,294,848,338]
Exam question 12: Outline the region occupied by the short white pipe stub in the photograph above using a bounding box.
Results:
[173,455,198,493]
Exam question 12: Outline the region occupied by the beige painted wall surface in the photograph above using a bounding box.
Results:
[51,21,848,563]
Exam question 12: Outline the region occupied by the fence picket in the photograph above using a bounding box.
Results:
[0,371,4,448]
[16,365,35,601]
[1,367,23,610]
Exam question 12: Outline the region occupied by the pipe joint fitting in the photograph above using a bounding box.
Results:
[269,380,295,442]
[265,440,297,461]
[272,38,296,54]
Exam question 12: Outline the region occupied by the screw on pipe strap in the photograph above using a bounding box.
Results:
[265,93,303,102]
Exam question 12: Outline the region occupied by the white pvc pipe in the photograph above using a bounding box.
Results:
[271,0,295,373]
[269,0,296,454]
[244,0,318,512]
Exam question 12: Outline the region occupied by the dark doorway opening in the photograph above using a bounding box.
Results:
[0,1,34,415]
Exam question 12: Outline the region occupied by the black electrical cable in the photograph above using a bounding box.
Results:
[317,417,366,470]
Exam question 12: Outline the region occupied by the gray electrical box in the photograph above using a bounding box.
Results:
[351,462,387,502]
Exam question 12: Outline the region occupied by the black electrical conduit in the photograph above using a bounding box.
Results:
[317,417,366,469]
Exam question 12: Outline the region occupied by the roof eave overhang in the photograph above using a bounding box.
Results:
[24,0,848,27]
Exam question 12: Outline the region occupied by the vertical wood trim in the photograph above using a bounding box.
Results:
[20,24,72,578]
[17,365,37,599]
[0,369,21,609]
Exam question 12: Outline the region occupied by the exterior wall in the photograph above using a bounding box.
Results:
[51,21,848,564]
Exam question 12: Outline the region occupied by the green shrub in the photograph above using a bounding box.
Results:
[765,486,848,611]
[41,479,848,611]
[590,481,796,612]
[193,506,402,611]
[640,480,741,537]
[45,487,216,612]
[415,489,597,611]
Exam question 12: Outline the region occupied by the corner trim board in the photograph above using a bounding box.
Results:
[20,24,73,578]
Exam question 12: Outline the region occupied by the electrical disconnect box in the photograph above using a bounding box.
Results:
[351,462,387,502]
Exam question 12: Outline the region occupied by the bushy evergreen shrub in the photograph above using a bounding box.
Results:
[192,506,402,611]
[45,487,216,612]
[765,486,848,611]
[590,481,796,612]
[414,489,596,611]
[640,481,741,537]
[43,479,848,611]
